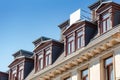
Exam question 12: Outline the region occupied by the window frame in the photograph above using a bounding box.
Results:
[81,68,88,80]
[100,11,111,34]
[45,48,52,67]
[78,64,89,80]
[104,56,114,80]
[76,29,84,49]
[37,52,44,70]
[11,67,17,80]
[100,53,115,80]
[18,63,24,80]
[66,34,75,55]
[18,69,23,80]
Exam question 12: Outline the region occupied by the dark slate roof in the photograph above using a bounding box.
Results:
[32,36,51,46]
[0,71,8,76]
[88,0,114,10]
[88,1,100,10]
[12,49,33,59]
[58,19,70,29]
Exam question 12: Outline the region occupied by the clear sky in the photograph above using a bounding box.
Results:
[0,0,120,72]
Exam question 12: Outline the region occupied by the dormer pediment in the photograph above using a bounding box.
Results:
[63,21,84,35]
[96,2,120,13]
[33,40,51,52]
[63,20,96,35]
[8,57,24,68]
[33,39,63,53]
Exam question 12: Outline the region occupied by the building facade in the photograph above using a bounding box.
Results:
[1,0,120,80]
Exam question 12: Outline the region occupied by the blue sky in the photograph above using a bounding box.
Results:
[0,0,120,72]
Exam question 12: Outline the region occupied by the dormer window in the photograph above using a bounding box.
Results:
[18,69,23,80]
[45,48,51,66]
[66,29,84,55]
[95,2,120,34]
[76,29,84,49]
[63,21,96,56]
[18,63,24,80]
[38,53,43,70]
[9,50,33,80]
[100,12,111,33]
[67,35,75,55]
[11,67,17,80]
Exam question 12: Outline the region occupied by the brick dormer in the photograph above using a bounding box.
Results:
[63,20,97,56]
[96,2,120,34]
[8,50,34,80]
[89,1,120,34]
[33,37,64,72]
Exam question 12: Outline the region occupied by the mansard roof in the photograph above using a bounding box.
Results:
[63,20,96,35]
[12,49,33,59]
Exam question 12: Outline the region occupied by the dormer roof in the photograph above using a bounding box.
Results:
[12,49,33,59]
[58,19,70,29]
[88,0,114,10]
[96,2,120,13]
[32,36,51,47]
[88,1,100,10]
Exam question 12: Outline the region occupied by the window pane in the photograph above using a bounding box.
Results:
[40,59,43,69]
[46,57,48,66]
[68,36,74,42]
[110,66,114,80]
[49,54,51,65]
[104,57,114,80]
[81,36,84,47]
[101,12,111,33]
[18,69,23,80]
[103,21,106,33]
[38,54,43,69]
[45,49,51,66]
[77,31,83,36]
[107,19,111,31]
[105,57,112,66]
[82,69,88,77]
[103,13,110,19]
[82,69,88,80]
[71,41,74,52]
[68,43,71,54]
[67,35,74,54]
[77,30,84,49]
